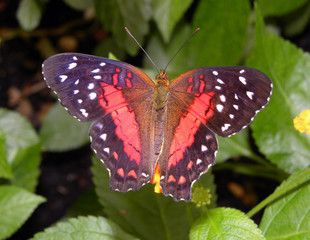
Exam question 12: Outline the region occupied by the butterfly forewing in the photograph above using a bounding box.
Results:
[169,66,273,137]
[42,53,155,121]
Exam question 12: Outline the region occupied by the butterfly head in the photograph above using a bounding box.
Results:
[155,70,169,87]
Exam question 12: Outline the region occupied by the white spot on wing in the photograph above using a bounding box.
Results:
[59,75,68,82]
[141,172,149,178]
[221,123,231,132]
[104,147,110,153]
[74,79,79,85]
[233,105,239,110]
[73,90,79,94]
[68,62,77,69]
[217,78,224,84]
[212,71,218,76]
[100,133,107,141]
[196,159,202,165]
[77,99,83,104]
[240,69,245,74]
[201,145,207,152]
[215,86,221,90]
[88,83,95,89]
[94,75,102,79]
[239,76,246,85]
[246,91,254,100]
[235,94,239,100]
[220,95,226,102]
[80,108,88,117]
[73,56,78,60]
[91,68,100,73]
[89,92,97,100]
[229,114,234,119]
[100,62,106,66]
[216,104,224,112]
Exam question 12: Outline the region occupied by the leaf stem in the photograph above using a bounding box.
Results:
[247,167,310,218]
[213,162,288,182]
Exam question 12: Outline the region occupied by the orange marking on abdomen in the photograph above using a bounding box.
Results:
[151,163,162,193]
[117,168,124,178]
[127,170,137,179]
[178,176,186,185]
[98,83,141,166]
[113,151,118,160]
[187,161,193,170]
[168,92,215,169]
[168,175,176,183]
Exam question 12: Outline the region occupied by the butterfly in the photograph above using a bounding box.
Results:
[42,52,272,201]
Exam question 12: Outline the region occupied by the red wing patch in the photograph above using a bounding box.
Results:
[167,92,215,169]
[98,82,141,166]
[160,121,218,201]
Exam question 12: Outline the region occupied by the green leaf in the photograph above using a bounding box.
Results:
[283,1,310,36]
[63,0,93,11]
[0,108,41,192]
[94,0,151,55]
[10,143,41,191]
[40,103,90,152]
[190,208,265,240]
[16,0,44,31]
[66,187,104,218]
[0,129,12,179]
[246,4,310,174]
[94,37,126,60]
[216,130,252,164]
[152,0,193,42]
[0,108,40,160]
[259,167,310,240]
[190,0,250,67]
[92,156,215,240]
[257,0,308,17]
[32,216,138,240]
[0,185,45,239]
[143,24,193,77]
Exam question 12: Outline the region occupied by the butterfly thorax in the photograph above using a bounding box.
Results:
[154,70,169,111]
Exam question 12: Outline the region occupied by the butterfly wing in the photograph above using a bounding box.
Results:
[42,53,157,192]
[157,66,272,201]
[170,67,273,137]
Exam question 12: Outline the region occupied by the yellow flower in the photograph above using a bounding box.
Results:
[293,109,310,134]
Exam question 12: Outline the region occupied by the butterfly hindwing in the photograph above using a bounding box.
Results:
[157,91,218,201]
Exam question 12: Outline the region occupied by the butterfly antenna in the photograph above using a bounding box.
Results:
[164,28,200,72]
[125,27,160,74]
